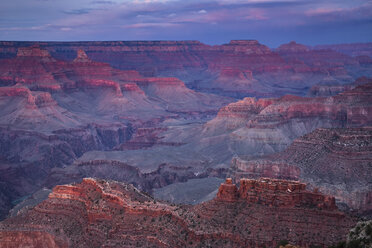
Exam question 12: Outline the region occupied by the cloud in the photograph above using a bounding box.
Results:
[123,22,180,28]
[244,8,268,20]
[63,8,94,15]
[90,0,116,4]
[0,0,371,46]
[60,27,72,31]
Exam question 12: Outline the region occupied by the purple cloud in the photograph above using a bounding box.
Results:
[0,0,371,46]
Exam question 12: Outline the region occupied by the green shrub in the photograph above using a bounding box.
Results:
[366,224,372,236]
[277,240,289,248]
[328,241,346,248]
[347,240,361,248]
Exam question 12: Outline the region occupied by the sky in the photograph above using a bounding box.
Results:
[0,0,371,47]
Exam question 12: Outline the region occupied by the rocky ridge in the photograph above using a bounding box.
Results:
[1,40,371,97]
[0,178,356,248]
[229,127,372,216]
[0,45,231,219]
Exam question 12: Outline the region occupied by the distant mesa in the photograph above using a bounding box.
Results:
[228,40,260,45]
[16,45,52,58]
[276,41,310,53]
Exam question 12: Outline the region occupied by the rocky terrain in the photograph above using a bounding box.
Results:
[0,45,230,219]
[1,40,371,98]
[42,80,372,214]
[229,127,372,217]
[0,40,371,225]
[0,178,356,248]
[308,76,372,97]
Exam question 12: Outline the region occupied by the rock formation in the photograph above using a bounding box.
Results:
[0,178,356,248]
[0,40,371,226]
[229,127,372,216]
[0,46,231,219]
[1,40,371,97]
[218,178,337,210]
[204,81,372,158]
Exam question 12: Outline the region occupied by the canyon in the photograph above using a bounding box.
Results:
[229,127,372,217]
[0,178,357,248]
[1,40,371,98]
[0,40,371,245]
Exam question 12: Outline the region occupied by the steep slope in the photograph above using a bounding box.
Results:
[0,178,356,248]
[314,43,372,57]
[203,82,372,157]
[0,46,231,220]
[229,127,372,216]
[1,40,371,97]
[55,82,372,208]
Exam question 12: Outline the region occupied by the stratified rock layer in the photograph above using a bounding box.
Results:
[1,40,371,97]
[0,178,356,248]
[0,45,231,219]
[229,127,372,216]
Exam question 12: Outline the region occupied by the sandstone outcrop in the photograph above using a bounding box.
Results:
[0,178,356,248]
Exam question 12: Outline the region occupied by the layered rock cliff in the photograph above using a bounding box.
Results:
[204,81,372,157]
[0,178,356,248]
[229,127,372,216]
[1,40,371,97]
[0,45,231,219]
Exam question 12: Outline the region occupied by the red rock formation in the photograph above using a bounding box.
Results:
[230,157,301,180]
[229,127,372,216]
[0,178,356,247]
[0,45,235,221]
[16,45,54,59]
[314,43,372,57]
[233,178,337,210]
[276,41,310,53]
[308,77,372,96]
[216,178,239,202]
[72,49,91,63]
[2,40,367,97]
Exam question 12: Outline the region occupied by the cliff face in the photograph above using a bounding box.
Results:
[0,40,371,224]
[229,127,372,216]
[314,43,372,57]
[204,82,372,157]
[1,40,370,97]
[0,178,356,248]
[0,45,231,220]
[218,178,336,210]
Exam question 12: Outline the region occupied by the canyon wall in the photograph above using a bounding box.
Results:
[0,178,356,248]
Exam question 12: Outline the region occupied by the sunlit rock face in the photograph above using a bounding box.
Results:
[0,178,356,248]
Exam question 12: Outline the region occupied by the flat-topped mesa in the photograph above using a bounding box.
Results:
[16,45,52,58]
[217,178,337,210]
[228,40,260,45]
[221,40,272,54]
[122,40,203,46]
[276,41,310,53]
